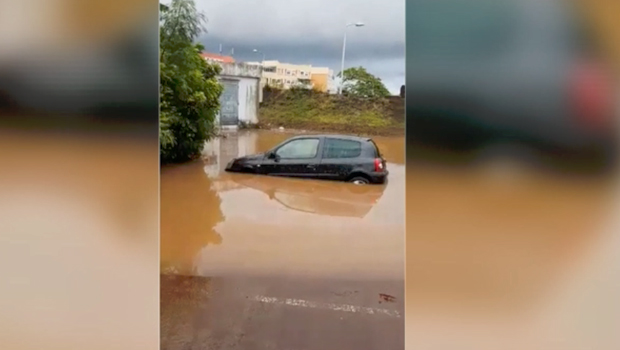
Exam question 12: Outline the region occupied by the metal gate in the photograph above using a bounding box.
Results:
[219,79,239,126]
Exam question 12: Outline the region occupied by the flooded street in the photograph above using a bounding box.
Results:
[161,128,620,349]
[160,130,405,350]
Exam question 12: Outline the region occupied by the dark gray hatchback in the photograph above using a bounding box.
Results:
[225,134,388,184]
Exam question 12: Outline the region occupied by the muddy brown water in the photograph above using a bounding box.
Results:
[406,160,619,349]
[161,129,620,349]
[160,130,405,280]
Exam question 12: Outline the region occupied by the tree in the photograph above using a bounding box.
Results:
[160,0,223,163]
[340,67,390,98]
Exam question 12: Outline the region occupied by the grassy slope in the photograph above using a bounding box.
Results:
[258,89,404,136]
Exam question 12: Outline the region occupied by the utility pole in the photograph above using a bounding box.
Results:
[339,22,365,95]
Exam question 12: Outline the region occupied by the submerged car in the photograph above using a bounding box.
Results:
[225,134,388,184]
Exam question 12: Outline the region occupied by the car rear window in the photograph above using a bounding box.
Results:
[323,139,362,158]
[368,139,381,157]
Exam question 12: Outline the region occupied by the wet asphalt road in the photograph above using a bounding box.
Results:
[161,275,403,350]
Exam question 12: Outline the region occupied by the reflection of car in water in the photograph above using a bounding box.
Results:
[225,134,388,184]
[230,174,385,218]
[407,0,618,169]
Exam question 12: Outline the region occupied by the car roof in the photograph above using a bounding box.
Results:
[289,134,371,142]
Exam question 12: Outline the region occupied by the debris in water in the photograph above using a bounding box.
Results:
[379,293,396,303]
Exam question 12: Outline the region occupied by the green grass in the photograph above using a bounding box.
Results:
[259,90,404,136]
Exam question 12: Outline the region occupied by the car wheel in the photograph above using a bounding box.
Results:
[348,176,370,185]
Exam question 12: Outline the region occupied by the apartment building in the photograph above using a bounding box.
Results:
[248,60,333,92]
[262,60,312,89]
[310,67,334,93]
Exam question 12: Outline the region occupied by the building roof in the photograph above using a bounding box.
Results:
[311,67,331,74]
[200,52,235,63]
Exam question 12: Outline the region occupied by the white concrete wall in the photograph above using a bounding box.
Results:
[219,62,262,78]
[215,75,260,127]
[236,76,259,124]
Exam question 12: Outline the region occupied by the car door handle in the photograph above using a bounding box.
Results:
[306,165,315,168]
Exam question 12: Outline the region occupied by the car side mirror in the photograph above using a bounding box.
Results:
[267,152,279,161]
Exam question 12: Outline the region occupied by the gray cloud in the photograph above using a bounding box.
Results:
[191,0,405,94]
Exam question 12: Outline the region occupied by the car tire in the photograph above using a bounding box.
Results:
[348,176,370,185]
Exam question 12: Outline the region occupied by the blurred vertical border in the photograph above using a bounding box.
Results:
[406,0,620,349]
[0,0,160,349]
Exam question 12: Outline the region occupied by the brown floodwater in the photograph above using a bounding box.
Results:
[161,128,620,348]
[160,130,405,280]
[406,158,620,349]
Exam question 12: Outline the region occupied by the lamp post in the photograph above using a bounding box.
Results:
[253,49,267,102]
[339,22,365,95]
[252,49,265,64]
[253,48,267,88]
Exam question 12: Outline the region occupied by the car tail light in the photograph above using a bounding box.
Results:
[374,158,384,172]
[570,61,615,130]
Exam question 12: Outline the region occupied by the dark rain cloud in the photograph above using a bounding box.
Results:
[190,0,405,93]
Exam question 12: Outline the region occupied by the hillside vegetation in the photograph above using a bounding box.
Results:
[258,89,404,136]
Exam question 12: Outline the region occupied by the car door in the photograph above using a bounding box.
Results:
[269,137,323,178]
[317,138,363,180]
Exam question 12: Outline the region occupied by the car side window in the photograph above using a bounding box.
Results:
[275,138,320,159]
[323,139,362,158]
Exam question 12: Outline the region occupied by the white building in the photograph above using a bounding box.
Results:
[215,62,262,128]
[246,60,333,92]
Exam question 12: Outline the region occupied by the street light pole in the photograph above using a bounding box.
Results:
[253,48,267,87]
[339,31,347,95]
[253,49,265,65]
[339,22,365,95]
[253,49,267,102]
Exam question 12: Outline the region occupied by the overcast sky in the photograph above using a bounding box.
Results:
[191,0,405,94]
